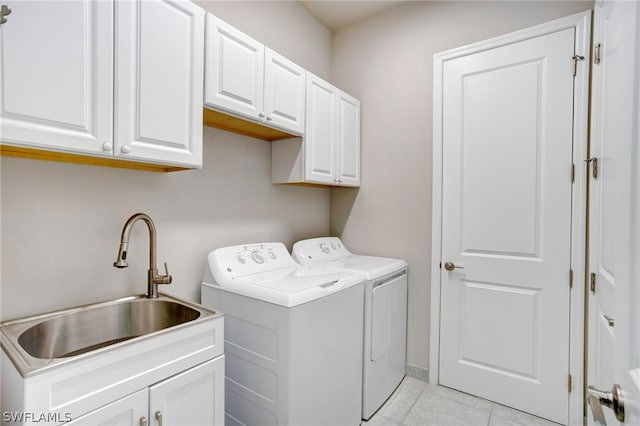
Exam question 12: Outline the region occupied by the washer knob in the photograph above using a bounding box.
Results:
[237,255,246,264]
[252,252,265,264]
[320,243,330,253]
[330,241,337,250]
[268,251,277,259]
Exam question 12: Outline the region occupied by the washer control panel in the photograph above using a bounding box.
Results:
[292,237,351,265]
[211,242,297,278]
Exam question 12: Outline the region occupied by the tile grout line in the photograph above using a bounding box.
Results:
[487,403,495,426]
[398,382,428,425]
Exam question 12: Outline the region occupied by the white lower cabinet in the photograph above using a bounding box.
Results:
[0,314,224,426]
[68,357,224,426]
[66,389,148,426]
[149,356,224,426]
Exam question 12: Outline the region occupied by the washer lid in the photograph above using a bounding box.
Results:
[292,237,407,280]
[207,266,362,307]
[331,255,407,280]
[202,242,363,307]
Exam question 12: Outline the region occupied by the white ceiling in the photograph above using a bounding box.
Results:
[300,1,407,31]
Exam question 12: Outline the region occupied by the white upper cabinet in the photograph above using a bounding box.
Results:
[263,48,306,135]
[205,14,306,135]
[0,0,204,170]
[205,13,264,121]
[272,72,360,187]
[116,0,204,167]
[305,74,338,184]
[0,0,114,155]
[336,90,361,186]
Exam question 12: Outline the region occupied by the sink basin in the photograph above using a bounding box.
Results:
[1,294,220,376]
[18,299,200,359]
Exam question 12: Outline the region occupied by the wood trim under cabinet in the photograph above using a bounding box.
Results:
[0,145,189,173]
[203,108,296,141]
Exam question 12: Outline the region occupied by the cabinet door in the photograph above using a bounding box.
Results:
[336,91,360,187]
[149,356,225,426]
[263,48,306,135]
[115,0,204,168]
[205,14,264,121]
[67,389,148,426]
[0,1,113,155]
[305,73,337,184]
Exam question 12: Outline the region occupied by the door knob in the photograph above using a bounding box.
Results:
[588,384,625,424]
[444,262,464,271]
[0,5,12,25]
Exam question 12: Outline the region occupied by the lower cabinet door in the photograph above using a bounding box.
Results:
[149,356,225,426]
[67,389,148,426]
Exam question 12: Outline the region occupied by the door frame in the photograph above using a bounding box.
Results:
[429,10,591,424]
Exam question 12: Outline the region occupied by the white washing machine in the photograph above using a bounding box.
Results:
[201,242,364,426]
[292,237,408,420]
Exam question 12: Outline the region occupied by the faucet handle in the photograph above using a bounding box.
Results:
[154,262,173,285]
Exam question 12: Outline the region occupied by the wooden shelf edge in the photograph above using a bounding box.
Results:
[203,108,298,142]
[0,145,189,173]
[273,181,342,188]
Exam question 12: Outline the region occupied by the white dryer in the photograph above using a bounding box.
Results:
[292,237,408,420]
[201,242,364,426]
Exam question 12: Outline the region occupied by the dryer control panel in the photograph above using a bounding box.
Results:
[292,237,352,265]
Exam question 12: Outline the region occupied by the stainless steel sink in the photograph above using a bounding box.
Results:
[1,294,221,376]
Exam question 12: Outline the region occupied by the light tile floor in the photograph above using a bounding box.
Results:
[363,377,561,426]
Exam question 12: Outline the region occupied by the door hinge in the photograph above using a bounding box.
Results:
[568,374,573,393]
[571,163,575,183]
[590,272,596,293]
[585,157,598,179]
[572,55,585,76]
[594,43,601,64]
[569,269,574,289]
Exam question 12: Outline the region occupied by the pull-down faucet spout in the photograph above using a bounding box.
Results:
[113,213,172,298]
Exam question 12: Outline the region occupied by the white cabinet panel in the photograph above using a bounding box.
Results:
[273,72,360,187]
[0,0,113,155]
[305,74,338,184]
[337,91,360,186]
[67,389,148,426]
[205,13,264,120]
[116,0,204,168]
[204,15,305,136]
[264,48,306,134]
[150,357,225,426]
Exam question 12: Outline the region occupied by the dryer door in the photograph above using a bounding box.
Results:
[371,272,407,362]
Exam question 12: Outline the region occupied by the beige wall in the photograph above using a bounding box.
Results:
[196,0,332,81]
[330,1,593,375]
[0,1,331,321]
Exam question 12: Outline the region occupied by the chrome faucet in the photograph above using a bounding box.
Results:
[113,213,172,298]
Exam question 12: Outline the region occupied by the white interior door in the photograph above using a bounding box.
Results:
[439,27,577,424]
[587,0,640,424]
